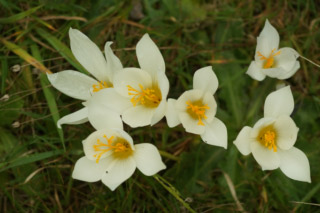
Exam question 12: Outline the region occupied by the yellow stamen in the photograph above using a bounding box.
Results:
[127,84,161,107]
[257,48,281,69]
[93,81,109,92]
[186,100,210,126]
[257,125,277,152]
[93,135,132,163]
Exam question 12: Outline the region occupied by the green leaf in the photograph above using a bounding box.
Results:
[0,150,64,172]
[40,74,65,151]
[0,5,42,24]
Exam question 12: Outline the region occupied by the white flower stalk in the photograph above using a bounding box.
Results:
[233,86,311,182]
[88,34,169,128]
[47,28,123,129]
[166,66,227,149]
[72,128,166,191]
[246,20,300,81]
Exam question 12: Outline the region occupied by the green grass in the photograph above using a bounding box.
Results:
[1,0,320,212]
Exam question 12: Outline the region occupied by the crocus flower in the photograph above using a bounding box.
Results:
[246,20,300,81]
[165,66,227,149]
[47,28,123,129]
[72,128,166,191]
[87,34,169,128]
[233,86,311,182]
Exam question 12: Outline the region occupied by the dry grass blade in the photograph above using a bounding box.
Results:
[290,201,320,207]
[222,171,246,212]
[1,38,52,74]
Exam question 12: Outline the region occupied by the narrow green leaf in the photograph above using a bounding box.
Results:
[40,74,65,151]
[0,5,42,24]
[1,58,8,94]
[0,150,64,172]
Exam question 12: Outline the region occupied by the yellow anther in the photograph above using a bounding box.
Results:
[257,126,277,152]
[93,81,109,92]
[93,135,131,163]
[257,48,281,69]
[186,101,210,126]
[127,84,161,107]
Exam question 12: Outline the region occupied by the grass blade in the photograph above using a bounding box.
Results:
[1,38,52,74]
[40,74,65,151]
[0,5,42,24]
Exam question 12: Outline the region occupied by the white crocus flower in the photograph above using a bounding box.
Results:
[233,86,311,182]
[72,128,166,191]
[47,28,123,130]
[88,34,169,128]
[246,19,300,81]
[165,66,227,149]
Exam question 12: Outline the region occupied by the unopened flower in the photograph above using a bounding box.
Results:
[233,86,310,182]
[72,128,166,191]
[47,28,123,129]
[88,34,169,128]
[166,66,227,149]
[246,20,300,81]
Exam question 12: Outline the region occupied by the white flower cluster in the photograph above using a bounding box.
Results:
[48,19,311,190]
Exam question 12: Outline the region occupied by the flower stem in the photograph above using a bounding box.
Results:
[159,150,179,161]
[153,174,196,213]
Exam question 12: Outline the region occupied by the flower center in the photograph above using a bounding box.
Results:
[257,125,277,152]
[257,48,281,69]
[92,81,110,93]
[127,84,161,108]
[93,135,133,163]
[186,100,210,126]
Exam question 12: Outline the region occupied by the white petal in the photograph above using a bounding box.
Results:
[179,112,205,134]
[72,156,110,182]
[251,142,280,170]
[88,103,123,130]
[233,126,253,155]
[133,143,166,176]
[101,157,136,191]
[255,20,279,59]
[83,129,134,161]
[151,100,167,126]
[274,48,299,71]
[113,68,152,98]
[261,67,286,79]
[104,41,123,81]
[122,106,155,127]
[193,66,219,95]
[88,88,132,114]
[69,28,110,81]
[279,147,311,183]
[57,107,88,128]
[157,72,169,100]
[274,115,299,150]
[264,86,294,118]
[277,60,300,80]
[165,99,181,127]
[246,61,266,81]
[201,118,228,149]
[47,70,98,100]
[202,92,217,123]
[136,34,165,79]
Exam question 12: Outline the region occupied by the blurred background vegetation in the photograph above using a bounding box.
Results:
[0,0,319,212]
